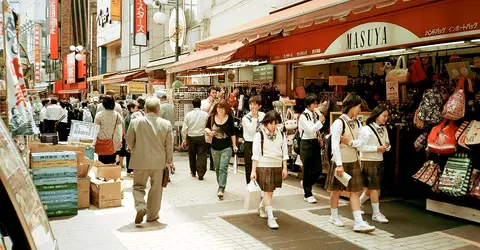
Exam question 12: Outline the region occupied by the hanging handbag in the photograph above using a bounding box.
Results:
[442,77,466,120]
[469,170,480,199]
[95,116,119,156]
[439,153,473,196]
[414,132,428,152]
[205,116,214,144]
[465,120,480,146]
[456,120,472,150]
[413,106,424,129]
[427,119,458,155]
[412,160,441,186]
[284,109,298,130]
[410,56,427,83]
[386,56,410,84]
[296,85,307,99]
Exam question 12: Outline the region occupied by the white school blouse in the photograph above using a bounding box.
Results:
[359,123,391,162]
[252,128,289,168]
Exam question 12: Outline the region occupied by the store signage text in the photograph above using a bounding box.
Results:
[134,0,147,46]
[346,26,387,51]
[66,52,76,84]
[49,0,58,59]
[424,22,478,37]
[34,24,41,83]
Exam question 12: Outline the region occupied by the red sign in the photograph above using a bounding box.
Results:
[134,0,147,47]
[270,0,480,63]
[49,0,58,59]
[66,52,76,84]
[329,76,348,86]
[34,24,41,83]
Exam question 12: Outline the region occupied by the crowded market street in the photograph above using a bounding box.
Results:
[48,153,479,250]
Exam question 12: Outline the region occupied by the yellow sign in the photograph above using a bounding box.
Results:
[104,84,121,94]
[128,82,145,93]
[111,0,121,21]
[329,76,348,86]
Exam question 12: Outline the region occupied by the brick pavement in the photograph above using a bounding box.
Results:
[49,153,480,250]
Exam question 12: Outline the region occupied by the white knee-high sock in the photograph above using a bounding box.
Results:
[352,210,364,224]
[330,208,339,217]
[265,206,274,220]
[359,191,370,205]
[372,203,380,214]
[259,199,264,208]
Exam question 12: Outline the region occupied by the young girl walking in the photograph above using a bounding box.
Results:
[358,106,391,223]
[250,111,289,229]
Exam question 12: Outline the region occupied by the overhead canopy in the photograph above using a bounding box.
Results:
[101,70,147,85]
[87,73,116,82]
[58,89,85,94]
[145,53,189,72]
[166,42,247,73]
[195,0,428,50]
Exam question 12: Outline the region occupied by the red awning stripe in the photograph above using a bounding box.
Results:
[102,70,147,85]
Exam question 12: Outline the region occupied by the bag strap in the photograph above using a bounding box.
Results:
[111,115,119,139]
[368,124,383,146]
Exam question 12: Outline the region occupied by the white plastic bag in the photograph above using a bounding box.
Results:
[244,180,261,210]
[233,154,238,174]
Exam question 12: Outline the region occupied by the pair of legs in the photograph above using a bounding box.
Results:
[360,161,388,222]
[207,144,215,171]
[259,191,279,229]
[243,142,253,184]
[211,147,232,199]
[133,169,164,223]
[187,136,208,179]
[300,139,322,202]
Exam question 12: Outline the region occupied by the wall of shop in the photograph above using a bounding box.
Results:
[274,64,288,95]
[294,65,331,80]
[238,66,254,81]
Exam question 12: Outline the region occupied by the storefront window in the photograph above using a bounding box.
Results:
[185,0,198,27]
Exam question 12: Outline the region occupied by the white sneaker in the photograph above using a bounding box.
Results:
[329,216,344,227]
[267,218,279,229]
[353,221,376,233]
[304,196,317,203]
[372,213,389,223]
[258,207,267,219]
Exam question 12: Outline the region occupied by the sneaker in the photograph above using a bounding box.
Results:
[353,221,376,233]
[304,196,317,203]
[258,207,268,219]
[267,218,279,229]
[372,213,389,223]
[135,209,147,224]
[329,216,345,227]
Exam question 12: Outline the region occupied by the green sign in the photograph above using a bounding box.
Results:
[253,64,275,81]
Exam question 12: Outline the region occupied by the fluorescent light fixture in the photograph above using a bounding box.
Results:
[412,41,465,50]
[363,49,406,57]
[178,73,224,78]
[330,54,363,62]
[471,39,480,43]
[299,59,330,66]
[207,60,268,69]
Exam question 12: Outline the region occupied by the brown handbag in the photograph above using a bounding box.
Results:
[95,116,119,155]
[162,168,169,188]
[205,116,214,144]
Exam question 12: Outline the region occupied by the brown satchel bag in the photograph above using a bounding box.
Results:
[162,168,169,187]
[95,116,119,155]
[205,115,214,144]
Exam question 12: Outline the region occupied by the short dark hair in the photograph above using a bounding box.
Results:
[50,99,58,104]
[366,105,388,125]
[208,86,217,94]
[82,102,88,108]
[127,100,138,112]
[304,94,319,107]
[342,93,363,114]
[42,99,50,106]
[260,110,282,126]
[192,98,201,108]
[137,98,145,109]
[102,96,115,110]
[248,96,262,106]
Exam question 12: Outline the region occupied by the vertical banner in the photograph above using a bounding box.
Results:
[3,1,38,135]
[111,0,121,21]
[49,0,58,59]
[0,13,4,51]
[134,0,147,46]
[386,81,399,103]
[34,24,41,83]
[66,52,76,83]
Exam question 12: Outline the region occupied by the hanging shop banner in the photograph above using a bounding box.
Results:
[270,0,480,62]
[128,81,145,93]
[34,24,41,83]
[111,0,120,21]
[0,13,4,51]
[328,76,348,86]
[66,52,76,84]
[134,0,147,46]
[49,0,58,59]
[3,2,39,135]
[168,8,186,52]
[386,81,399,103]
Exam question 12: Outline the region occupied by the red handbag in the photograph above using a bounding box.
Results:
[427,119,458,155]
[442,77,466,120]
[95,117,119,155]
[410,56,427,83]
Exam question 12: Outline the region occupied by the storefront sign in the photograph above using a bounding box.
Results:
[66,52,76,84]
[97,0,121,46]
[49,0,58,59]
[328,76,348,86]
[386,81,399,103]
[128,81,145,93]
[69,120,100,145]
[34,24,41,83]
[104,84,121,94]
[134,0,147,46]
[111,0,120,21]
[168,8,186,52]
[253,64,274,81]
[270,0,480,62]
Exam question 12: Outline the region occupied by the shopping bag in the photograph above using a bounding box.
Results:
[233,154,238,174]
[244,180,261,210]
[438,153,473,196]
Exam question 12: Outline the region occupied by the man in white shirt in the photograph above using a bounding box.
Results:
[96,91,124,117]
[242,96,265,184]
[298,94,325,204]
[182,98,209,180]
[40,99,50,133]
[201,86,217,171]
[44,99,64,133]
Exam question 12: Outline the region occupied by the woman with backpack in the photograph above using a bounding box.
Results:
[250,110,288,229]
[357,106,391,223]
[325,93,376,233]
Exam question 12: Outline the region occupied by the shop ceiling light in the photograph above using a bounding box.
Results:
[471,39,480,43]
[363,49,406,57]
[412,41,465,50]
[207,60,268,69]
[299,59,330,66]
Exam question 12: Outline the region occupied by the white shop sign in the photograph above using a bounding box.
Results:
[69,120,100,145]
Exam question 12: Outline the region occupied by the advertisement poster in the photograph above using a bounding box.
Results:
[134,0,147,46]
[3,2,39,135]
[386,81,399,103]
[0,118,56,250]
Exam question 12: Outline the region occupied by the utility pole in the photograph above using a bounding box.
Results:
[175,0,179,62]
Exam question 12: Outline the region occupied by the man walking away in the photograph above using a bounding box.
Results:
[158,93,176,127]
[127,98,174,224]
[40,99,50,133]
[182,98,208,180]
[44,99,64,133]
[79,102,94,123]
[89,97,99,119]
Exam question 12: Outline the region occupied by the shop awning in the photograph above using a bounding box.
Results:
[101,70,147,85]
[87,73,115,82]
[166,42,247,73]
[58,89,85,94]
[195,0,427,50]
[146,53,190,72]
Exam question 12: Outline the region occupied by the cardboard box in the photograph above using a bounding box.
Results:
[90,164,121,181]
[90,180,121,209]
[78,178,90,209]
[30,145,86,166]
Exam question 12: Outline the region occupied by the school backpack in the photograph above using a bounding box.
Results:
[259,130,284,155]
[82,108,93,123]
[418,84,444,126]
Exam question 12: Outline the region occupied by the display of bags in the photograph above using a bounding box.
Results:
[414,106,424,129]
[414,132,428,152]
[465,120,480,146]
[386,56,410,84]
[418,83,444,125]
[412,161,441,186]
[438,153,473,196]
[442,77,466,120]
[244,180,261,210]
[427,119,458,155]
[284,109,298,130]
[410,56,427,83]
[456,120,472,149]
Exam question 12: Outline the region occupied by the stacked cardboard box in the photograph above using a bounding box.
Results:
[31,151,78,217]
[89,162,122,209]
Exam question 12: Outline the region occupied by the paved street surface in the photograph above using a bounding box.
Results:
[50,153,480,250]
